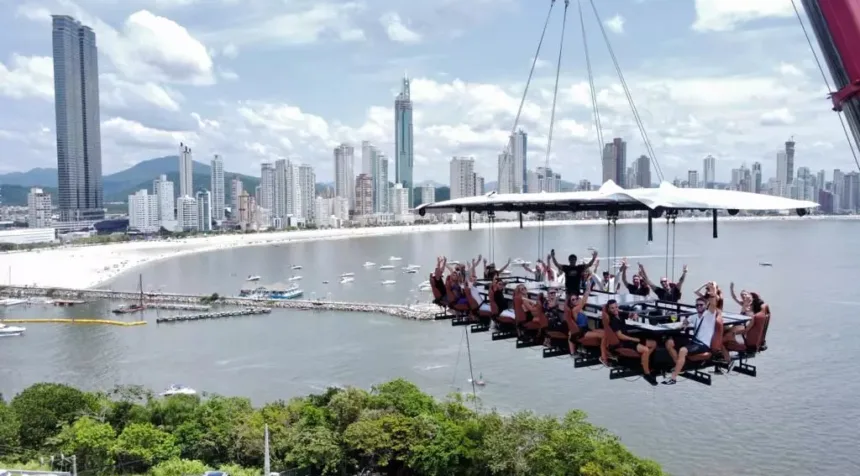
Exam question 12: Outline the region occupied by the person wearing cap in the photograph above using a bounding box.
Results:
[638,263,687,302]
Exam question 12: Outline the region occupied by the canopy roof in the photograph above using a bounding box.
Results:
[416,181,819,214]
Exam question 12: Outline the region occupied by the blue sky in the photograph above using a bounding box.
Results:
[0,0,854,185]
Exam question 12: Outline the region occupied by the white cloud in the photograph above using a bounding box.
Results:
[100,74,182,111]
[692,0,794,32]
[760,108,796,126]
[380,12,421,44]
[0,55,54,100]
[221,43,239,59]
[604,15,625,34]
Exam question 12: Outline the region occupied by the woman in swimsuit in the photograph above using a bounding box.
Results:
[729,282,752,315]
[564,284,604,356]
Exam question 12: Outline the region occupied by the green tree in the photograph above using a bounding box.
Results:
[52,416,116,473]
[0,399,20,456]
[112,422,180,473]
[149,458,207,476]
[10,383,95,449]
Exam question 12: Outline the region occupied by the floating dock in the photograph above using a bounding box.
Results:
[147,303,210,311]
[156,307,271,324]
[53,299,86,306]
[1,318,146,326]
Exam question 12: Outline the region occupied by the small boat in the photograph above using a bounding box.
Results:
[759,262,773,267]
[341,272,355,277]
[340,277,355,284]
[322,280,329,284]
[468,373,486,386]
[291,265,302,270]
[0,298,27,307]
[381,280,396,285]
[112,303,145,314]
[363,261,376,267]
[160,384,197,397]
[389,256,402,261]
[418,282,432,291]
[380,265,395,270]
[403,268,418,274]
[288,275,302,281]
[247,275,261,281]
[405,264,421,269]
[0,323,25,336]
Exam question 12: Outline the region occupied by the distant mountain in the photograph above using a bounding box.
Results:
[0,184,58,207]
[0,168,59,188]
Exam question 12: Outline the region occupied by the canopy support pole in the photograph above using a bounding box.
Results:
[519,212,524,229]
[647,212,653,242]
[712,209,718,238]
[468,211,472,231]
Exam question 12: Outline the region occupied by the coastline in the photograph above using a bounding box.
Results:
[0,214,852,289]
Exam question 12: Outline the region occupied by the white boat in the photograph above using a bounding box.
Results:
[500,269,512,275]
[402,268,418,274]
[381,280,396,285]
[406,264,421,269]
[291,265,302,270]
[0,323,25,336]
[0,298,27,307]
[363,261,376,267]
[389,256,402,261]
[246,275,261,282]
[341,272,355,277]
[159,384,197,396]
[340,277,355,284]
[288,275,302,281]
[380,265,395,270]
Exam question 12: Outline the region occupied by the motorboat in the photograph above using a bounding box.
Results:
[112,303,145,314]
[0,323,25,336]
[363,261,376,267]
[0,298,27,307]
[241,285,303,300]
[160,384,197,397]
[341,272,355,278]
[291,265,302,270]
[402,268,418,274]
[340,277,355,284]
[379,265,395,270]
[406,264,421,269]
[389,256,402,261]
[381,280,397,285]
[288,275,302,281]
[468,373,486,386]
[759,262,773,267]
[247,275,261,281]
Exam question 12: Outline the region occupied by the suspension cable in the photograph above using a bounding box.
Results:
[578,0,605,163]
[464,327,478,411]
[587,0,664,182]
[506,0,558,149]
[789,0,860,173]
[664,216,670,279]
[544,0,570,175]
[671,215,677,281]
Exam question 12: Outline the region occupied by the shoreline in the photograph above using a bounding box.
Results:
[0,214,852,290]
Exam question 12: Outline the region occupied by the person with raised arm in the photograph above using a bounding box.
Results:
[638,263,687,302]
[482,257,511,280]
[522,259,546,282]
[721,284,770,362]
[604,299,659,385]
[619,258,650,296]
[662,281,722,385]
[564,281,603,355]
[550,248,597,297]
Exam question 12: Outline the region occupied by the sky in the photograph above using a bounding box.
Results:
[0,0,856,185]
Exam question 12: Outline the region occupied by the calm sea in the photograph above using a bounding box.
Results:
[1,219,858,476]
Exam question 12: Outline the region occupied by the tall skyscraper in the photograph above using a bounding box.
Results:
[687,170,699,188]
[298,164,315,222]
[752,162,763,193]
[355,174,373,216]
[394,75,414,204]
[703,155,716,186]
[260,162,275,212]
[612,138,627,186]
[785,138,795,185]
[497,152,516,194]
[361,141,374,176]
[334,144,355,210]
[195,189,212,232]
[273,159,287,222]
[449,157,476,199]
[210,154,225,220]
[52,15,104,222]
[509,130,527,192]
[178,143,193,197]
[635,155,651,188]
[377,155,389,213]
[230,177,243,215]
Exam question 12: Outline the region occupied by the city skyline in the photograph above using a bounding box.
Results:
[1,1,858,185]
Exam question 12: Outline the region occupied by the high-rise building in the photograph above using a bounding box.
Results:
[230,177,243,217]
[450,157,476,199]
[210,155,225,221]
[285,161,302,219]
[298,164,315,222]
[703,155,716,186]
[273,159,287,223]
[601,138,627,186]
[355,174,373,216]
[509,130,527,192]
[361,141,374,176]
[334,144,355,210]
[635,155,651,188]
[178,143,193,197]
[498,152,516,194]
[376,155,389,213]
[602,143,616,184]
[52,15,104,222]
[176,195,198,231]
[474,174,485,195]
[195,189,212,232]
[776,150,788,196]
[752,162,763,193]
[394,76,414,204]
[152,174,175,229]
[785,138,796,185]
[260,162,275,212]
[420,185,436,205]
[687,170,699,188]
[128,189,159,233]
[390,183,410,216]
[27,188,53,228]
[527,167,560,193]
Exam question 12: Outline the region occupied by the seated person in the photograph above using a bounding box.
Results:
[663,284,722,385]
[514,284,547,335]
[729,282,753,316]
[619,259,650,296]
[544,288,567,334]
[665,297,705,362]
[604,299,659,385]
[564,283,603,355]
[722,287,769,362]
[448,273,469,309]
[638,263,687,302]
[483,257,511,280]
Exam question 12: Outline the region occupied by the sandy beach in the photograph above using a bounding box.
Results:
[0,214,848,290]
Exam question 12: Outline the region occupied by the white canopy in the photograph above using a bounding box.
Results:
[416,180,819,214]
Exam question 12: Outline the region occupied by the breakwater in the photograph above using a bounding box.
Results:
[149,303,210,311]
[1,318,146,327]
[0,285,438,320]
[156,308,271,324]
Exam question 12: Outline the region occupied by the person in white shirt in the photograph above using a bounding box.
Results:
[663,284,722,385]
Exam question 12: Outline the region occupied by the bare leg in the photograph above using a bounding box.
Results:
[637,344,652,374]
[666,339,678,363]
[671,347,689,380]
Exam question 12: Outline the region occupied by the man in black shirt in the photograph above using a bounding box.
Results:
[639,263,687,302]
[619,258,650,296]
[550,248,597,297]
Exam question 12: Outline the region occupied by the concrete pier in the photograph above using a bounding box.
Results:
[156,307,271,324]
[0,285,438,320]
